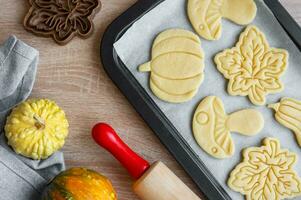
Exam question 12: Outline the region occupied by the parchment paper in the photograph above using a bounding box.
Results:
[113,0,301,199]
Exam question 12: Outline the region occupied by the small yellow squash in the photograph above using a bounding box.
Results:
[5,99,69,159]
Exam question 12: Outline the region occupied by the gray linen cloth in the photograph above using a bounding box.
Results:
[0,36,65,200]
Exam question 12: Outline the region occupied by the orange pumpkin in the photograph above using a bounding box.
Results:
[42,168,117,200]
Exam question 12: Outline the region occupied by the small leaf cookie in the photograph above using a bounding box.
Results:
[228,138,301,200]
[192,96,264,159]
[139,29,205,103]
[269,98,301,147]
[187,0,257,40]
[215,25,289,106]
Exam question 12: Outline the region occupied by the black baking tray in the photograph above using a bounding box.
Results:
[100,1,301,199]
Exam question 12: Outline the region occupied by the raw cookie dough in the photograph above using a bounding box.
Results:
[187,0,257,40]
[215,25,289,106]
[192,96,264,159]
[269,98,301,147]
[139,29,205,103]
[228,138,301,200]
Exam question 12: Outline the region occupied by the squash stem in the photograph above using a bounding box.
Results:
[33,114,45,130]
[268,103,280,112]
[138,62,151,72]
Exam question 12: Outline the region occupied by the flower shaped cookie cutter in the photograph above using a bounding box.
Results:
[215,25,288,105]
[24,0,101,45]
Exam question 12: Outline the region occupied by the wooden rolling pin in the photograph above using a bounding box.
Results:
[92,123,201,200]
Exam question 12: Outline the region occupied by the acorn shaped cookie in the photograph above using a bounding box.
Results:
[139,29,205,103]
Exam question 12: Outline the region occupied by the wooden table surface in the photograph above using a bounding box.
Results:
[0,0,300,199]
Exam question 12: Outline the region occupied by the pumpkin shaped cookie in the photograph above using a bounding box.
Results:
[193,96,264,159]
[139,29,205,103]
[187,0,257,40]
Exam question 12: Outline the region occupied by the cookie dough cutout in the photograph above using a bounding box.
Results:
[269,98,301,147]
[187,0,257,40]
[139,29,205,103]
[215,26,288,105]
[228,138,301,200]
[192,96,264,159]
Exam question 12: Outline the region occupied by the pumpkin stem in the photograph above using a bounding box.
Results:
[33,114,45,130]
[138,62,151,72]
[268,103,280,112]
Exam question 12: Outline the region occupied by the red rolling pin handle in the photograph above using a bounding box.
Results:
[92,123,150,180]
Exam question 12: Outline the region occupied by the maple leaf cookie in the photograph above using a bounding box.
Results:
[215,26,288,105]
[228,138,301,200]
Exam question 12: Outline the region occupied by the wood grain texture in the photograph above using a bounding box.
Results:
[0,0,300,199]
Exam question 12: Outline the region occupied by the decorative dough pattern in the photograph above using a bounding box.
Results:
[192,96,263,159]
[215,26,288,105]
[228,138,301,200]
[139,29,204,103]
[269,98,301,147]
[187,0,257,40]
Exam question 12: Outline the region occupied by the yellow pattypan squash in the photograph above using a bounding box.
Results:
[5,99,69,160]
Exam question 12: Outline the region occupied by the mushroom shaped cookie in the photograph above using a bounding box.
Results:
[192,96,264,159]
[187,0,257,40]
[139,29,205,103]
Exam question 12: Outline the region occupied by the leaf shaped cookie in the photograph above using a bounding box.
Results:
[139,29,205,103]
[228,138,301,200]
[187,0,257,40]
[192,96,263,159]
[24,0,101,45]
[215,25,288,105]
